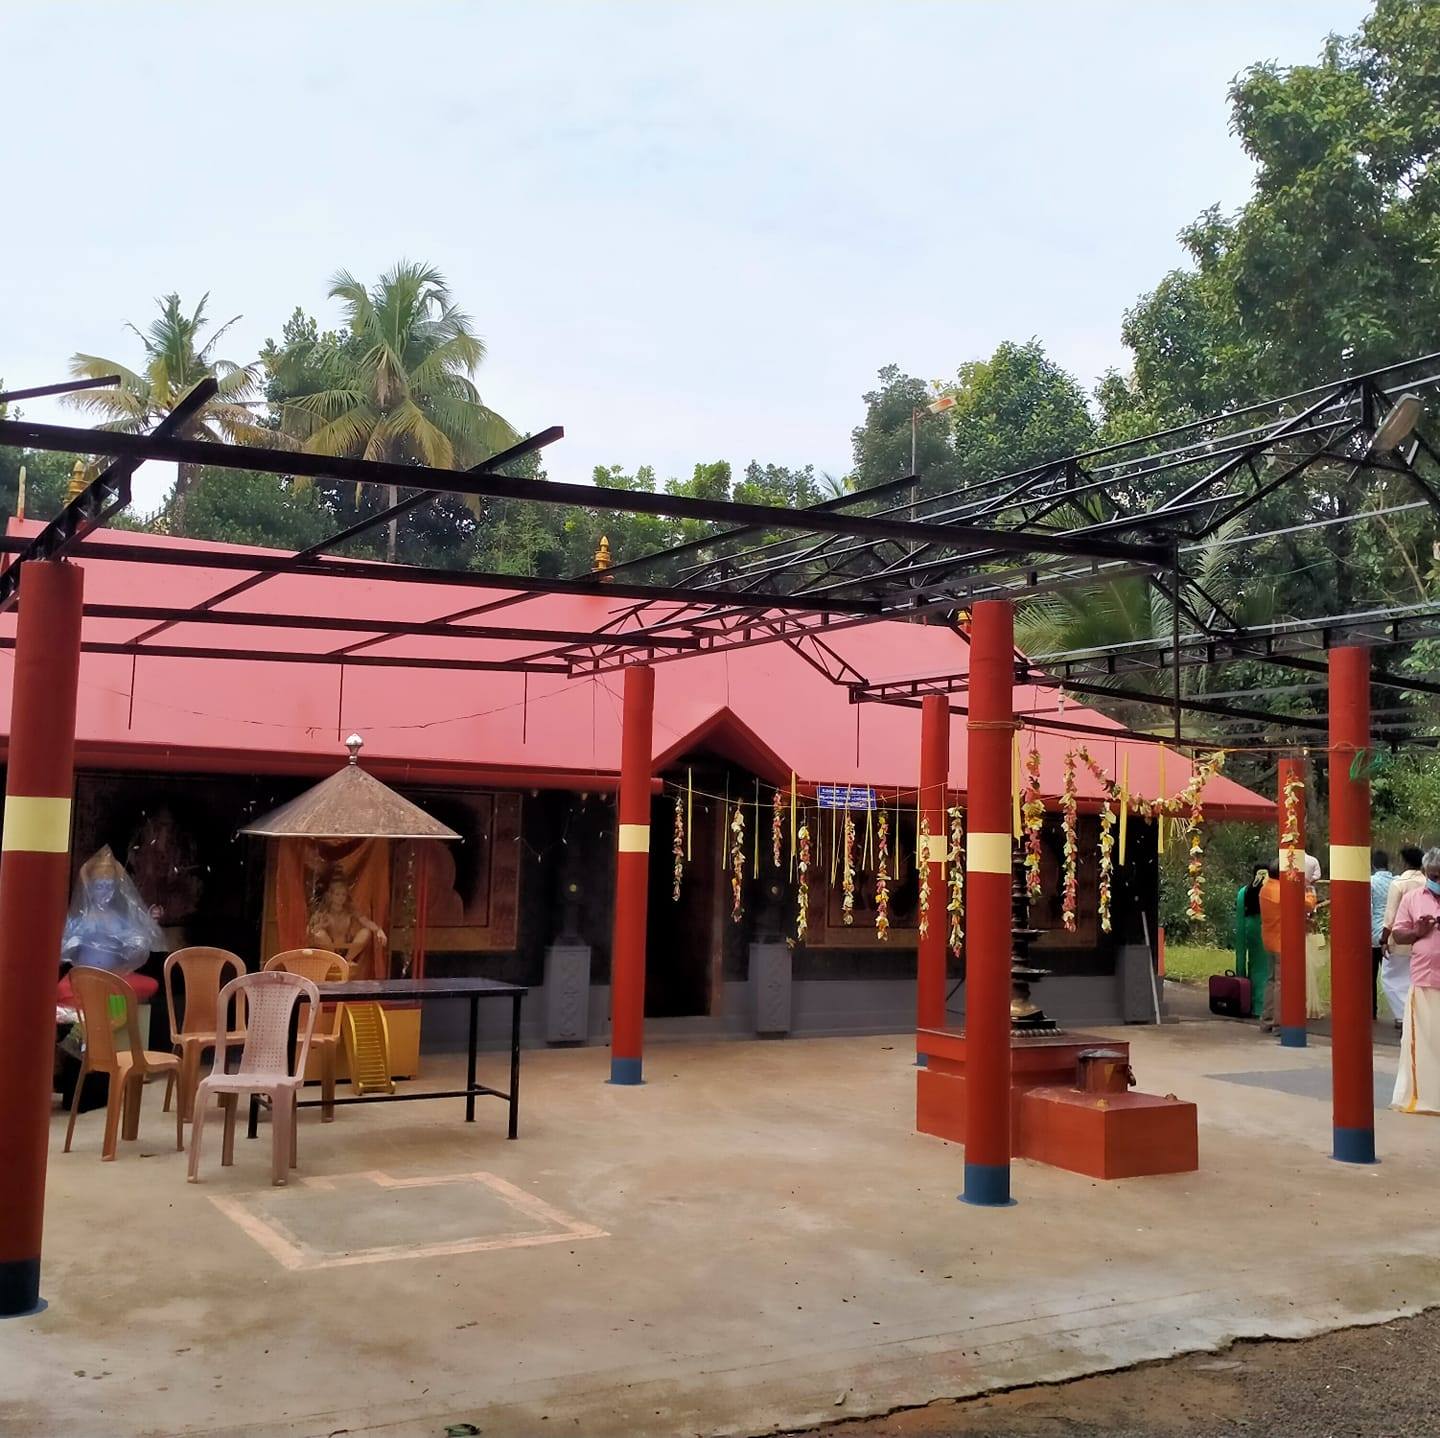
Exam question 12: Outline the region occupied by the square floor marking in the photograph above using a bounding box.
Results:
[1208,1067,1397,1106]
[207,1170,607,1271]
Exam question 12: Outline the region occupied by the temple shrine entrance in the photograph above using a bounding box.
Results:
[644,781,723,1018]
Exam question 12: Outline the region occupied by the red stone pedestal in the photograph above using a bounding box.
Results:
[916,1026,1198,1181]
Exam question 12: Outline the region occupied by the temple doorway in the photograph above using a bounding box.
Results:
[644,780,723,1017]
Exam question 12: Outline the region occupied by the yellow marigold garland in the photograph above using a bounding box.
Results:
[842,811,857,925]
[947,805,965,956]
[1022,746,1045,900]
[875,811,890,941]
[730,801,745,923]
[672,793,684,902]
[918,816,932,940]
[796,818,811,942]
[1061,750,1079,932]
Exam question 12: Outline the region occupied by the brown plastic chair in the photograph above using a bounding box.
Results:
[64,966,182,1161]
[263,949,351,1120]
[164,947,247,1122]
[188,971,320,1186]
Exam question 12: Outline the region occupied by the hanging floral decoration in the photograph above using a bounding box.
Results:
[672,793,685,902]
[772,786,784,868]
[875,811,890,941]
[1280,774,1304,871]
[1022,746,1045,900]
[918,816,932,940]
[841,811,857,925]
[730,801,745,923]
[947,804,965,956]
[1060,750,1080,932]
[1075,749,1118,933]
[796,818,811,942]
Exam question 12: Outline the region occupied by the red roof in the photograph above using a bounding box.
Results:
[0,522,1272,818]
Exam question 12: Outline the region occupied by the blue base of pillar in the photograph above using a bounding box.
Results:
[1279,1026,1307,1048]
[608,1056,644,1085]
[0,1258,40,1319]
[959,1163,1015,1207]
[1332,1126,1377,1164]
[915,1053,928,1068]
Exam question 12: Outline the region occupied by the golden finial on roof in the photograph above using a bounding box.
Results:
[15,464,26,521]
[67,458,88,502]
[594,533,613,582]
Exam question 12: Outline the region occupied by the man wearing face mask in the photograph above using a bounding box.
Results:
[1390,847,1440,1115]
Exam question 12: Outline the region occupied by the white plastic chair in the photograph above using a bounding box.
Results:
[187,971,319,1186]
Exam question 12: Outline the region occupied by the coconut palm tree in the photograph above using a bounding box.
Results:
[279,261,516,561]
[67,293,270,527]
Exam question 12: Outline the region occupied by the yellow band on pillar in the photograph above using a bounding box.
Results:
[1329,844,1369,883]
[1,795,72,853]
[967,830,1011,875]
[618,823,650,854]
[919,833,950,866]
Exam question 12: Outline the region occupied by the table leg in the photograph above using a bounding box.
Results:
[465,993,478,1123]
[247,1093,259,1140]
[508,992,521,1140]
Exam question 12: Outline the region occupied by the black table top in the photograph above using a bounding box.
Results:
[317,977,528,1000]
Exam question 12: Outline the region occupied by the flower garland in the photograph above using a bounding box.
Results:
[730,801,745,923]
[841,811,856,925]
[918,816,932,940]
[875,811,890,941]
[672,793,684,902]
[1075,749,1117,934]
[1280,775,1304,872]
[947,805,965,956]
[772,786,784,868]
[796,819,811,942]
[1021,746,1045,900]
[1060,750,1079,932]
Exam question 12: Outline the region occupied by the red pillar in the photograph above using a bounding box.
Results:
[961,599,1014,1207]
[1328,645,1376,1163]
[609,664,654,1085]
[1277,758,1308,1049]
[916,692,950,1055]
[0,560,84,1316]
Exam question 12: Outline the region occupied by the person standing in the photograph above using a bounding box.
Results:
[1381,846,1425,1031]
[1370,850,1394,1020]
[1390,848,1440,1115]
[1258,861,1318,1034]
[1235,866,1268,1019]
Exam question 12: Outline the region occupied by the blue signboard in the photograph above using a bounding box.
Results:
[817,785,876,810]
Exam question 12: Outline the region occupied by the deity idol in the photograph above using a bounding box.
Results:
[307,870,387,975]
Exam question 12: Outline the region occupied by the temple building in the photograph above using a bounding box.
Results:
[0,520,1272,1051]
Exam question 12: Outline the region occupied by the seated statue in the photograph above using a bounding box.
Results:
[307,870,387,975]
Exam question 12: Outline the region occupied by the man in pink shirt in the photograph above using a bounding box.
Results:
[1390,848,1440,1115]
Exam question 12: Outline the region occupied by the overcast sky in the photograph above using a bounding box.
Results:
[3,1,1367,507]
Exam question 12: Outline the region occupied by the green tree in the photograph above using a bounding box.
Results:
[176,467,334,550]
[276,262,516,562]
[65,293,271,528]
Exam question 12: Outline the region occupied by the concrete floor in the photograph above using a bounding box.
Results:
[4,1021,1440,1438]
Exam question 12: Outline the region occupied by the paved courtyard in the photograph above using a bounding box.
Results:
[3,1021,1438,1437]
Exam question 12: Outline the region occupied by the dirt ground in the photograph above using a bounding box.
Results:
[784,1307,1440,1438]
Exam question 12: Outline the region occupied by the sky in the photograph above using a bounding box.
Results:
[2,1,1370,510]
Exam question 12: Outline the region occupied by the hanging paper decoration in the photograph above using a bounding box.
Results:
[1022,745,1045,900]
[672,793,684,902]
[918,816,932,940]
[947,805,964,957]
[842,811,857,925]
[875,811,890,941]
[772,786,784,868]
[1061,750,1079,932]
[730,801,745,923]
[796,818,811,942]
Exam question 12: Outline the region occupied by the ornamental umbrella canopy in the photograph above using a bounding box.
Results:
[239,735,460,841]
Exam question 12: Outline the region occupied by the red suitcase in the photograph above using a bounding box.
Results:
[1208,970,1253,1019]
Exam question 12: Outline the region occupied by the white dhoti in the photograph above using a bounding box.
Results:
[1392,986,1440,1116]
[1381,951,1411,1024]
[1305,932,1328,1019]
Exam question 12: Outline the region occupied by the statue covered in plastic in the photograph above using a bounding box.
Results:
[60,846,165,975]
